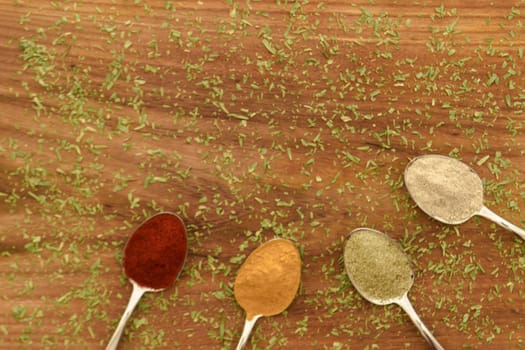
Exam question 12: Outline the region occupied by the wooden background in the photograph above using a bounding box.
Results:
[1,0,525,349]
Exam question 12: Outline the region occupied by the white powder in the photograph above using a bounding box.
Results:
[404,155,484,224]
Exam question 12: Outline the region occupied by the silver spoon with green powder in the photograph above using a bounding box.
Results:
[404,154,525,241]
[344,228,444,350]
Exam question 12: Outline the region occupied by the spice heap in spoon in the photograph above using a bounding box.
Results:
[234,239,301,350]
[124,212,187,289]
[344,228,413,302]
[404,155,483,224]
[105,212,187,350]
[344,228,444,350]
[404,154,525,240]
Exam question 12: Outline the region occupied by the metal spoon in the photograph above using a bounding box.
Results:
[233,239,301,350]
[105,212,187,350]
[344,228,444,350]
[105,281,154,350]
[404,154,525,240]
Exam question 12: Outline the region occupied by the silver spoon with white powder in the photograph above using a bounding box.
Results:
[404,154,525,241]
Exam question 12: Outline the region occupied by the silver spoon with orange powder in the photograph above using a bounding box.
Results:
[233,239,301,350]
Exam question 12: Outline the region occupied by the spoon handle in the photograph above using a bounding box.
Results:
[478,206,525,241]
[235,315,260,350]
[397,295,444,350]
[105,282,146,350]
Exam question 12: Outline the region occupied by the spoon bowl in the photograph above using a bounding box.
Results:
[344,228,444,350]
[105,212,187,350]
[233,239,301,350]
[404,154,525,240]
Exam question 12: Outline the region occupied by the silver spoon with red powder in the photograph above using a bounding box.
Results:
[105,212,187,350]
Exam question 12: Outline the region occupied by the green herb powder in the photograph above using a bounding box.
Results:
[404,155,484,224]
[344,229,413,302]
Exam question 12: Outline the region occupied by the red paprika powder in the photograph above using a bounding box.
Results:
[123,212,187,290]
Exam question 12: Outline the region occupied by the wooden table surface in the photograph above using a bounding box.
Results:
[1,0,525,349]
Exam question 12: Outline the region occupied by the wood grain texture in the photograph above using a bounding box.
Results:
[1,0,525,349]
